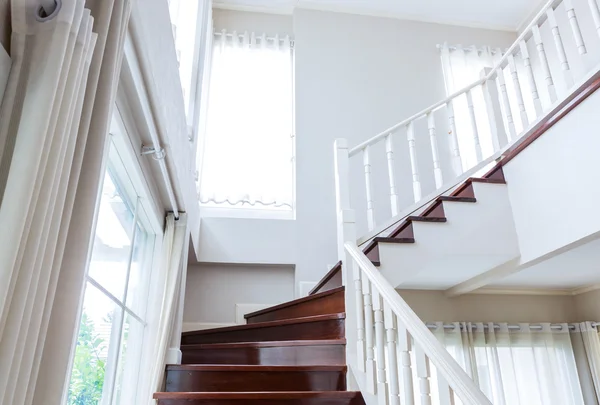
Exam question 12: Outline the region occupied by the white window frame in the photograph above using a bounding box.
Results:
[66,107,165,405]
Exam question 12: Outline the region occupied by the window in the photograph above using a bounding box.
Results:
[198,30,295,213]
[66,131,160,405]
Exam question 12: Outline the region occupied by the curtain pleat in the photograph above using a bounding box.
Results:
[0,0,132,404]
[142,213,188,404]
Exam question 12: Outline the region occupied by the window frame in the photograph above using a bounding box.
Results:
[66,108,165,405]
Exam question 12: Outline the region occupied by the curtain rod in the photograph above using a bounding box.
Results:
[426,322,600,331]
[436,44,505,54]
[214,31,295,47]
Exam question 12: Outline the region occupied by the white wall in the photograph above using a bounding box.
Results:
[574,289,600,321]
[183,263,295,329]
[198,8,516,294]
[503,83,600,265]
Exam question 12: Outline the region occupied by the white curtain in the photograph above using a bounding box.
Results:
[142,213,188,403]
[433,322,586,405]
[440,44,496,171]
[0,1,131,404]
[199,30,294,209]
[572,322,600,403]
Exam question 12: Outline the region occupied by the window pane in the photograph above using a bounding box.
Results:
[88,170,134,301]
[112,315,145,404]
[125,226,155,316]
[67,283,119,405]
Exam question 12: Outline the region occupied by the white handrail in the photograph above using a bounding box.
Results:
[349,0,562,156]
[344,242,493,405]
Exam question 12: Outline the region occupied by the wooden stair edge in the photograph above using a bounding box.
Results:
[244,287,344,320]
[165,365,347,371]
[154,392,361,400]
[182,313,346,337]
[308,261,342,296]
[180,339,347,350]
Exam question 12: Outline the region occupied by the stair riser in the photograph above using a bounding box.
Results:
[246,291,345,324]
[157,398,364,405]
[182,319,345,345]
[166,370,346,392]
[182,344,346,365]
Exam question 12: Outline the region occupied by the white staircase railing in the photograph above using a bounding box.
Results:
[344,242,492,405]
[336,0,600,240]
[335,144,491,404]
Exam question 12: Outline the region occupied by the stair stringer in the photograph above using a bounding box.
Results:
[377,182,521,289]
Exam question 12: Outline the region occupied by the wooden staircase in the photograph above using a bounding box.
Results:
[153,285,360,405]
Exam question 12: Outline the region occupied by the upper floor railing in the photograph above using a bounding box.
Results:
[338,0,600,240]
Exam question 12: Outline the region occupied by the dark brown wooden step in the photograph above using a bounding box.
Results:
[181,314,346,345]
[182,340,346,366]
[245,287,344,324]
[309,261,342,295]
[181,339,346,365]
[165,365,346,392]
[154,391,364,405]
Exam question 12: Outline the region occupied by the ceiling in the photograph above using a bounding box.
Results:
[489,238,600,291]
[213,0,543,30]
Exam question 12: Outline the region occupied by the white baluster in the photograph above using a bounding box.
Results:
[372,291,388,405]
[465,89,483,163]
[415,344,432,405]
[480,72,506,151]
[397,325,415,405]
[446,101,462,177]
[363,146,375,231]
[363,278,376,393]
[588,0,600,38]
[532,25,558,102]
[507,54,529,128]
[385,134,399,217]
[565,0,587,54]
[437,374,454,405]
[493,53,517,141]
[384,306,400,405]
[406,121,422,202]
[427,112,443,189]
[547,7,574,88]
[519,40,543,116]
[353,263,366,372]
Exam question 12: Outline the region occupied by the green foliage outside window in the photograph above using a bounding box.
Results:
[67,312,107,405]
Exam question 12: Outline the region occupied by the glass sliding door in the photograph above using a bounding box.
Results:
[67,138,158,405]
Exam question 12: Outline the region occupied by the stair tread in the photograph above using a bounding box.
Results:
[182,314,346,337]
[407,215,446,222]
[181,339,346,350]
[438,196,477,202]
[373,237,415,244]
[154,392,361,400]
[245,287,344,319]
[469,177,506,184]
[166,365,347,371]
[308,261,343,295]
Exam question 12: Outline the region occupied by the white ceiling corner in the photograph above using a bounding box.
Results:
[213,0,544,31]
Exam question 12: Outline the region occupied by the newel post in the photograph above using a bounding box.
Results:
[334,139,364,387]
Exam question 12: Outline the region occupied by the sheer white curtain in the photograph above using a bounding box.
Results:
[433,322,586,405]
[440,44,496,171]
[0,1,131,404]
[199,30,294,209]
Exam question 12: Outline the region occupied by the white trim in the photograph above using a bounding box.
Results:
[469,287,575,296]
[572,284,600,296]
[199,205,295,220]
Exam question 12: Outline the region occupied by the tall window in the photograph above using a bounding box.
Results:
[198,30,294,212]
[66,136,159,405]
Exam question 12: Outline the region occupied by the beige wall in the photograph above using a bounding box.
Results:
[398,290,578,323]
[0,0,9,54]
[574,289,600,321]
[184,263,295,326]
